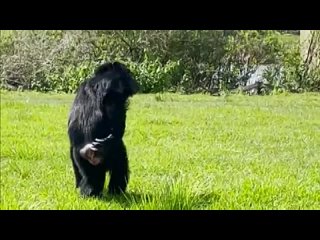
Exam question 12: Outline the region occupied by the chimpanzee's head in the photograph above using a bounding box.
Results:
[92,61,139,133]
[94,61,139,99]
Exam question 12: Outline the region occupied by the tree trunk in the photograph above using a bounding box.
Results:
[300,30,320,70]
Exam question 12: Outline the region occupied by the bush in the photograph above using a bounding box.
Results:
[127,58,182,93]
[262,31,320,93]
[1,30,319,94]
[0,31,99,92]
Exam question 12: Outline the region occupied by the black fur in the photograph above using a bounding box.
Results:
[67,62,138,197]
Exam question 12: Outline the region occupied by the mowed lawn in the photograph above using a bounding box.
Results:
[1,90,319,210]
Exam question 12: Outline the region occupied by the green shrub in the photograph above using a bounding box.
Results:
[1,30,318,94]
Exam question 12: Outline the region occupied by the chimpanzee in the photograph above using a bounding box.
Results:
[67,61,138,197]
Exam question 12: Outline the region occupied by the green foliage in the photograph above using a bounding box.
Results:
[46,62,96,93]
[280,45,305,92]
[127,58,182,93]
[0,31,98,92]
[262,31,320,94]
[0,31,14,56]
[0,30,319,94]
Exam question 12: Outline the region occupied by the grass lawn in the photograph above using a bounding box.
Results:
[1,90,319,210]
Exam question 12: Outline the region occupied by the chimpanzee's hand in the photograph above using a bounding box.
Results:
[79,134,115,166]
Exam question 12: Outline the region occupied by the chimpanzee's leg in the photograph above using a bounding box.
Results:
[108,141,129,195]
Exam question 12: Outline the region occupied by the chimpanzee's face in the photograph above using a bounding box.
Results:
[102,77,128,126]
[98,62,138,128]
[104,90,126,118]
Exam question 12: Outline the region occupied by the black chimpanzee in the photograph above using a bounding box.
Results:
[67,61,138,197]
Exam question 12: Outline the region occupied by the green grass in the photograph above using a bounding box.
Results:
[1,90,319,210]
